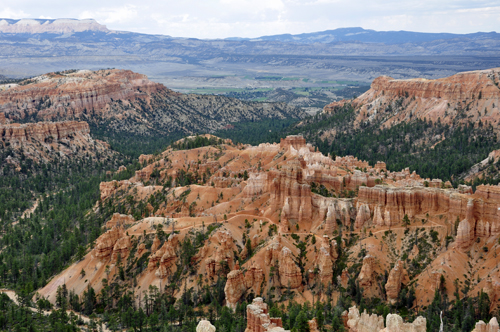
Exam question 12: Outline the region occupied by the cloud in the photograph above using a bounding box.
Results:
[78,5,138,25]
[1,0,499,38]
[0,7,30,18]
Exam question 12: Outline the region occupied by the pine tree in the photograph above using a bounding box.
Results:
[295,310,310,332]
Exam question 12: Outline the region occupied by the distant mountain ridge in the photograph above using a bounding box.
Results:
[1,18,500,86]
[241,27,500,44]
[1,19,498,45]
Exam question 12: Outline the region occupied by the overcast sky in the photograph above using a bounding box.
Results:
[1,0,499,38]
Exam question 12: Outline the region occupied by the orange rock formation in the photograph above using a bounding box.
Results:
[0,70,167,122]
[324,68,500,130]
[385,261,409,305]
[34,134,500,325]
[245,298,288,332]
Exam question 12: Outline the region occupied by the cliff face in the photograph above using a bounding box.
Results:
[0,69,169,123]
[1,120,89,143]
[0,120,112,164]
[0,69,305,136]
[324,68,500,130]
[358,184,500,250]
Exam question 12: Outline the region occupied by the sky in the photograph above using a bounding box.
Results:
[1,0,499,39]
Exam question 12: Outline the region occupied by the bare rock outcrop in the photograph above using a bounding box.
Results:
[111,235,132,262]
[92,226,125,260]
[203,230,238,279]
[99,180,132,200]
[313,236,337,287]
[0,120,111,163]
[224,262,265,310]
[225,270,248,310]
[471,317,500,332]
[308,318,319,332]
[196,320,216,332]
[106,213,135,229]
[355,204,371,229]
[380,314,426,332]
[325,68,500,131]
[155,241,177,279]
[279,247,302,289]
[385,261,409,305]
[269,159,312,229]
[244,262,265,294]
[457,199,476,250]
[148,235,178,278]
[245,298,288,332]
[339,269,349,289]
[265,236,282,267]
[325,205,336,234]
[347,306,426,332]
[0,70,166,122]
[358,255,376,287]
[279,135,308,151]
[347,306,384,332]
[0,121,89,145]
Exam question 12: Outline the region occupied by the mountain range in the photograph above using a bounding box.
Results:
[1,18,500,89]
[2,19,499,45]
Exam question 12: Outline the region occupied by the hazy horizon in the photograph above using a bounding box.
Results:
[1,0,499,39]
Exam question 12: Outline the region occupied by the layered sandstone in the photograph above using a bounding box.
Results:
[325,68,500,130]
[0,120,111,163]
[456,199,476,250]
[0,120,89,144]
[225,270,248,310]
[155,241,177,279]
[357,184,500,245]
[245,298,288,332]
[0,70,304,136]
[339,269,350,289]
[244,262,265,295]
[38,134,500,326]
[279,135,310,151]
[224,263,265,310]
[99,180,132,200]
[324,205,336,234]
[358,255,376,287]
[106,213,135,229]
[264,237,283,267]
[269,159,312,230]
[0,70,166,122]
[278,247,302,289]
[203,230,238,278]
[355,204,371,229]
[92,226,128,262]
[313,236,337,287]
[111,235,132,262]
[385,261,409,305]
